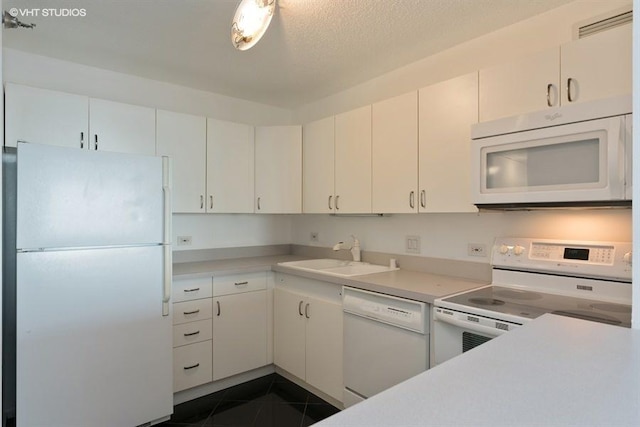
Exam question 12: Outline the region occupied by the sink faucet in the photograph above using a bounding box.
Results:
[333,235,361,262]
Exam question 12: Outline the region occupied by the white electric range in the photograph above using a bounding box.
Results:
[433,237,632,366]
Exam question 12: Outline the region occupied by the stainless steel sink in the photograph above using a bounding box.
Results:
[278,259,398,277]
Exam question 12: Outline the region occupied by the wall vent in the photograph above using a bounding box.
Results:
[575,9,632,39]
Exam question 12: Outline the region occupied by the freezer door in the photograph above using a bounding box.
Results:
[16,246,172,427]
[16,142,163,249]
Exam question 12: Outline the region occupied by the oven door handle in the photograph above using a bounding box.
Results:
[434,310,513,337]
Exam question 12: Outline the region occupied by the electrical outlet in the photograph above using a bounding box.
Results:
[177,236,192,246]
[468,243,487,257]
[405,235,421,254]
[310,232,319,242]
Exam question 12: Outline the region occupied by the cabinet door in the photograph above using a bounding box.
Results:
[335,105,372,213]
[305,297,343,402]
[254,126,302,213]
[419,73,479,213]
[560,24,631,106]
[207,119,255,213]
[372,92,418,213]
[213,290,267,380]
[303,117,335,213]
[479,47,560,122]
[273,288,306,380]
[5,83,88,149]
[89,98,156,155]
[156,110,207,213]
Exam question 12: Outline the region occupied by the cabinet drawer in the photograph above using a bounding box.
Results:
[173,299,213,325]
[173,319,213,347]
[173,277,213,303]
[173,341,213,392]
[213,272,267,296]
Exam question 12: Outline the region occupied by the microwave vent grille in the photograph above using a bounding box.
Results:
[577,10,632,39]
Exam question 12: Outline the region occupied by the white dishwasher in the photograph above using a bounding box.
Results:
[343,287,429,408]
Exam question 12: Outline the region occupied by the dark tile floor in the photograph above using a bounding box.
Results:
[159,374,341,427]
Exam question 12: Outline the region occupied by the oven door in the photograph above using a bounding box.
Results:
[471,115,629,207]
[432,306,520,367]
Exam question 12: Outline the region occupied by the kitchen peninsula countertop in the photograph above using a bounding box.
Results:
[174,255,487,303]
[316,313,640,427]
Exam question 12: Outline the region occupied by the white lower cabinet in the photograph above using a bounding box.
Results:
[172,273,269,392]
[274,275,343,402]
[172,277,214,392]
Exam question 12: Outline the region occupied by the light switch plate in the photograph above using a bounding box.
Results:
[405,235,421,254]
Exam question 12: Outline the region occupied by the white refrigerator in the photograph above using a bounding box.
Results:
[4,142,173,427]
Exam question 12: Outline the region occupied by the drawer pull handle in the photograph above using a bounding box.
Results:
[234,281,249,286]
[298,301,304,316]
[184,330,200,337]
[183,363,200,370]
[184,288,200,293]
[183,309,200,315]
[217,301,221,316]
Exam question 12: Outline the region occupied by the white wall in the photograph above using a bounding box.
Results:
[294,0,632,123]
[173,214,293,251]
[292,211,632,262]
[3,49,297,250]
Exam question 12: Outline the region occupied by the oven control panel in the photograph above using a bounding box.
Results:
[492,237,632,281]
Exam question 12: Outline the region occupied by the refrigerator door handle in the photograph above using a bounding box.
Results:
[162,157,172,316]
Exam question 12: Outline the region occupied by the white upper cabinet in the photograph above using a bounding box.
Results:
[255,125,302,214]
[334,105,372,214]
[419,72,479,213]
[156,110,207,213]
[303,116,335,214]
[207,119,255,213]
[560,24,631,106]
[372,91,418,213]
[89,98,156,155]
[5,83,89,149]
[479,47,560,123]
[480,25,632,122]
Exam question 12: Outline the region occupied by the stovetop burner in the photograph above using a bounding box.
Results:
[468,297,505,306]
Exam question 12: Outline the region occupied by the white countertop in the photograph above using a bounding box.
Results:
[173,256,486,304]
[316,313,640,427]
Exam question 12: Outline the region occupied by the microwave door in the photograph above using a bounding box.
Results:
[473,115,627,206]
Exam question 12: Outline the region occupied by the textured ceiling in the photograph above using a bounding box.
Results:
[3,0,576,108]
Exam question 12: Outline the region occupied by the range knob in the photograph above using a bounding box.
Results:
[499,244,509,255]
[513,245,525,256]
[623,252,632,265]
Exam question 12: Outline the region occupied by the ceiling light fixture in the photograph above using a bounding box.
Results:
[231,0,276,51]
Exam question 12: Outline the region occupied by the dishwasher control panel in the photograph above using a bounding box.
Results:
[343,287,427,333]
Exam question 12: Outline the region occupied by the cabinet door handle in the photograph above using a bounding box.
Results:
[420,190,426,208]
[183,363,200,370]
[567,78,575,102]
[183,330,200,337]
[409,191,415,209]
[335,195,340,211]
[234,281,249,286]
[257,197,261,211]
[298,300,304,316]
[183,309,200,315]
[94,134,98,150]
[546,84,554,107]
[305,303,310,319]
[200,195,204,209]
[210,195,213,210]
[80,132,84,149]
[328,195,333,210]
[217,300,221,316]
[184,287,200,293]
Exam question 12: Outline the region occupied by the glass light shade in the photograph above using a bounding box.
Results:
[231,0,276,51]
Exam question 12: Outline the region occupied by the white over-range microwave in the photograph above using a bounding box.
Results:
[471,96,632,208]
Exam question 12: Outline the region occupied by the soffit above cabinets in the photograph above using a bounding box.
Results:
[3,0,575,108]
